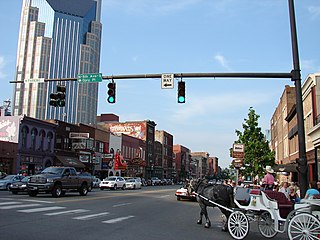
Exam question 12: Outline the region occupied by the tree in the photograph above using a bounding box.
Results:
[232,107,275,179]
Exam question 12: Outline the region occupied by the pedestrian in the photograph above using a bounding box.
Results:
[262,166,275,190]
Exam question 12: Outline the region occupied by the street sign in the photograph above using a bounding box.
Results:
[232,159,244,168]
[161,73,174,89]
[78,73,102,83]
[232,144,245,158]
[24,78,45,84]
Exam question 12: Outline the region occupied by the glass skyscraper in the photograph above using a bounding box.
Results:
[13,0,102,125]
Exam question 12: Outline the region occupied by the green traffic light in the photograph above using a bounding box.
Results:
[178,96,185,103]
[108,96,115,103]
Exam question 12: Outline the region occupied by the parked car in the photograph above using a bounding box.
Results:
[0,175,25,190]
[125,178,142,189]
[151,177,161,186]
[99,176,126,190]
[91,176,101,188]
[9,176,31,194]
[175,187,196,201]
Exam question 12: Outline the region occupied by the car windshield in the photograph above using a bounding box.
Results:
[127,179,135,182]
[41,167,64,175]
[107,177,117,181]
[21,177,30,182]
[2,175,15,180]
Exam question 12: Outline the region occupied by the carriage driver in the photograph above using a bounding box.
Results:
[262,166,275,190]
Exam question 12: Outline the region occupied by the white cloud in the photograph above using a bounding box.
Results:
[308,6,320,19]
[0,56,7,79]
[214,54,232,71]
[169,90,270,123]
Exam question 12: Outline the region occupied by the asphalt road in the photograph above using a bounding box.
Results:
[0,185,289,240]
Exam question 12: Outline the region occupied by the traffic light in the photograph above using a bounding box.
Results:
[177,81,185,103]
[49,85,66,107]
[49,93,59,107]
[56,85,66,107]
[107,82,116,104]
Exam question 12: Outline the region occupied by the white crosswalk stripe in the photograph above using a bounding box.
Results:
[44,209,90,216]
[0,201,21,206]
[72,212,110,220]
[18,206,66,213]
[22,199,54,204]
[0,203,41,210]
[102,215,135,224]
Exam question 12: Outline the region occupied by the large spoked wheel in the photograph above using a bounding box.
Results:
[258,211,278,239]
[228,211,249,240]
[288,212,320,240]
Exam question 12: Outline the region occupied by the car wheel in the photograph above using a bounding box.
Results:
[79,184,88,196]
[113,185,117,190]
[133,185,136,189]
[52,184,62,197]
[177,196,181,201]
[122,184,125,190]
[6,184,10,190]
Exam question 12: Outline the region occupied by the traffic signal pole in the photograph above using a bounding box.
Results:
[288,0,307,198]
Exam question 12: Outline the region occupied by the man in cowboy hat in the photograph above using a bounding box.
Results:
[262,166,275,190]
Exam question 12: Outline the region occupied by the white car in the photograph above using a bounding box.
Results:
[125,178,142,189]
[99,176,126,190]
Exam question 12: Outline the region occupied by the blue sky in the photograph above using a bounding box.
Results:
[1,0,320,168]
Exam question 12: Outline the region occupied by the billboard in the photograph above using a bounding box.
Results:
[0,116,22,143]
[109,122,146,141]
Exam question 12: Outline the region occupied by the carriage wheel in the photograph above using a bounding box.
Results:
[288,212,320,240]
[227,211,249,240]
[258,211,278,239]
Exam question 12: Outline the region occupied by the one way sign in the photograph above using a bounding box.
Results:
[161,74,174,89]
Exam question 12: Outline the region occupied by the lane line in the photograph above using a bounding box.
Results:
[102,215,135,224]
[0,203,41,210]
[18,206,66,213]
[112,203,132,207]
[44,209,90,216]
[72,212,110,220]
[22,199,54,204]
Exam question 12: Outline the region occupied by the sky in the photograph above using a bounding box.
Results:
[1,0,320,168]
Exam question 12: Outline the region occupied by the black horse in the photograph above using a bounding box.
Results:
[187,178,235,230]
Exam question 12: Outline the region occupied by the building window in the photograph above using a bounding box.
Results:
[31,128,38,150]
[39,130,45,151]
[47,132,53,152]
[21,126,29,148]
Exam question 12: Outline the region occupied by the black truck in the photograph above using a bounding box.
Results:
[27,167,92,197]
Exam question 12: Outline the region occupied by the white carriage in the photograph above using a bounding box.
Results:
[195,187,320,240]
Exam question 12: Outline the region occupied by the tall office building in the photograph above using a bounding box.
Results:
[13,0,102,124]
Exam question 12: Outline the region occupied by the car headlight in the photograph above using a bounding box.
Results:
[21,184,27,187]
[46,178,54,183]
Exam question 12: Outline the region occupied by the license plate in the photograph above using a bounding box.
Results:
[31,186,38,190]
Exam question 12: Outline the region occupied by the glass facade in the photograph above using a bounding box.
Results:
[13,0,102,125]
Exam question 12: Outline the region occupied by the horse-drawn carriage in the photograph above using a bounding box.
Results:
[187,179,320,240]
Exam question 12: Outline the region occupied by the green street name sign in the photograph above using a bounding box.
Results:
[78,73,102,83]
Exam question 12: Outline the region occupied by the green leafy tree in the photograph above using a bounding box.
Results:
[232,107,275,179]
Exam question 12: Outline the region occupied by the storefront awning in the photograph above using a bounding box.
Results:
[273,163,298,173]
[56,155,86,169]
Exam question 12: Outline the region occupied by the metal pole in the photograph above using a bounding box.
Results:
[288,0,308,197]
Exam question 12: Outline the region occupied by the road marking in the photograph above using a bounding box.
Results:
[18,206,66,213]
[0,198,14,201]
[0,201,21,206]
[102,215,135,224]
[0,204,41,210]
[44,209,90,216]
[72,212,110,220]
[112,203,132,207]
[22,199,54,204]
[156,195,170,198]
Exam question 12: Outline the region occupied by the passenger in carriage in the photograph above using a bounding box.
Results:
[304,181,320,200]
[279,182,290,199]
[288,187,300,203]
